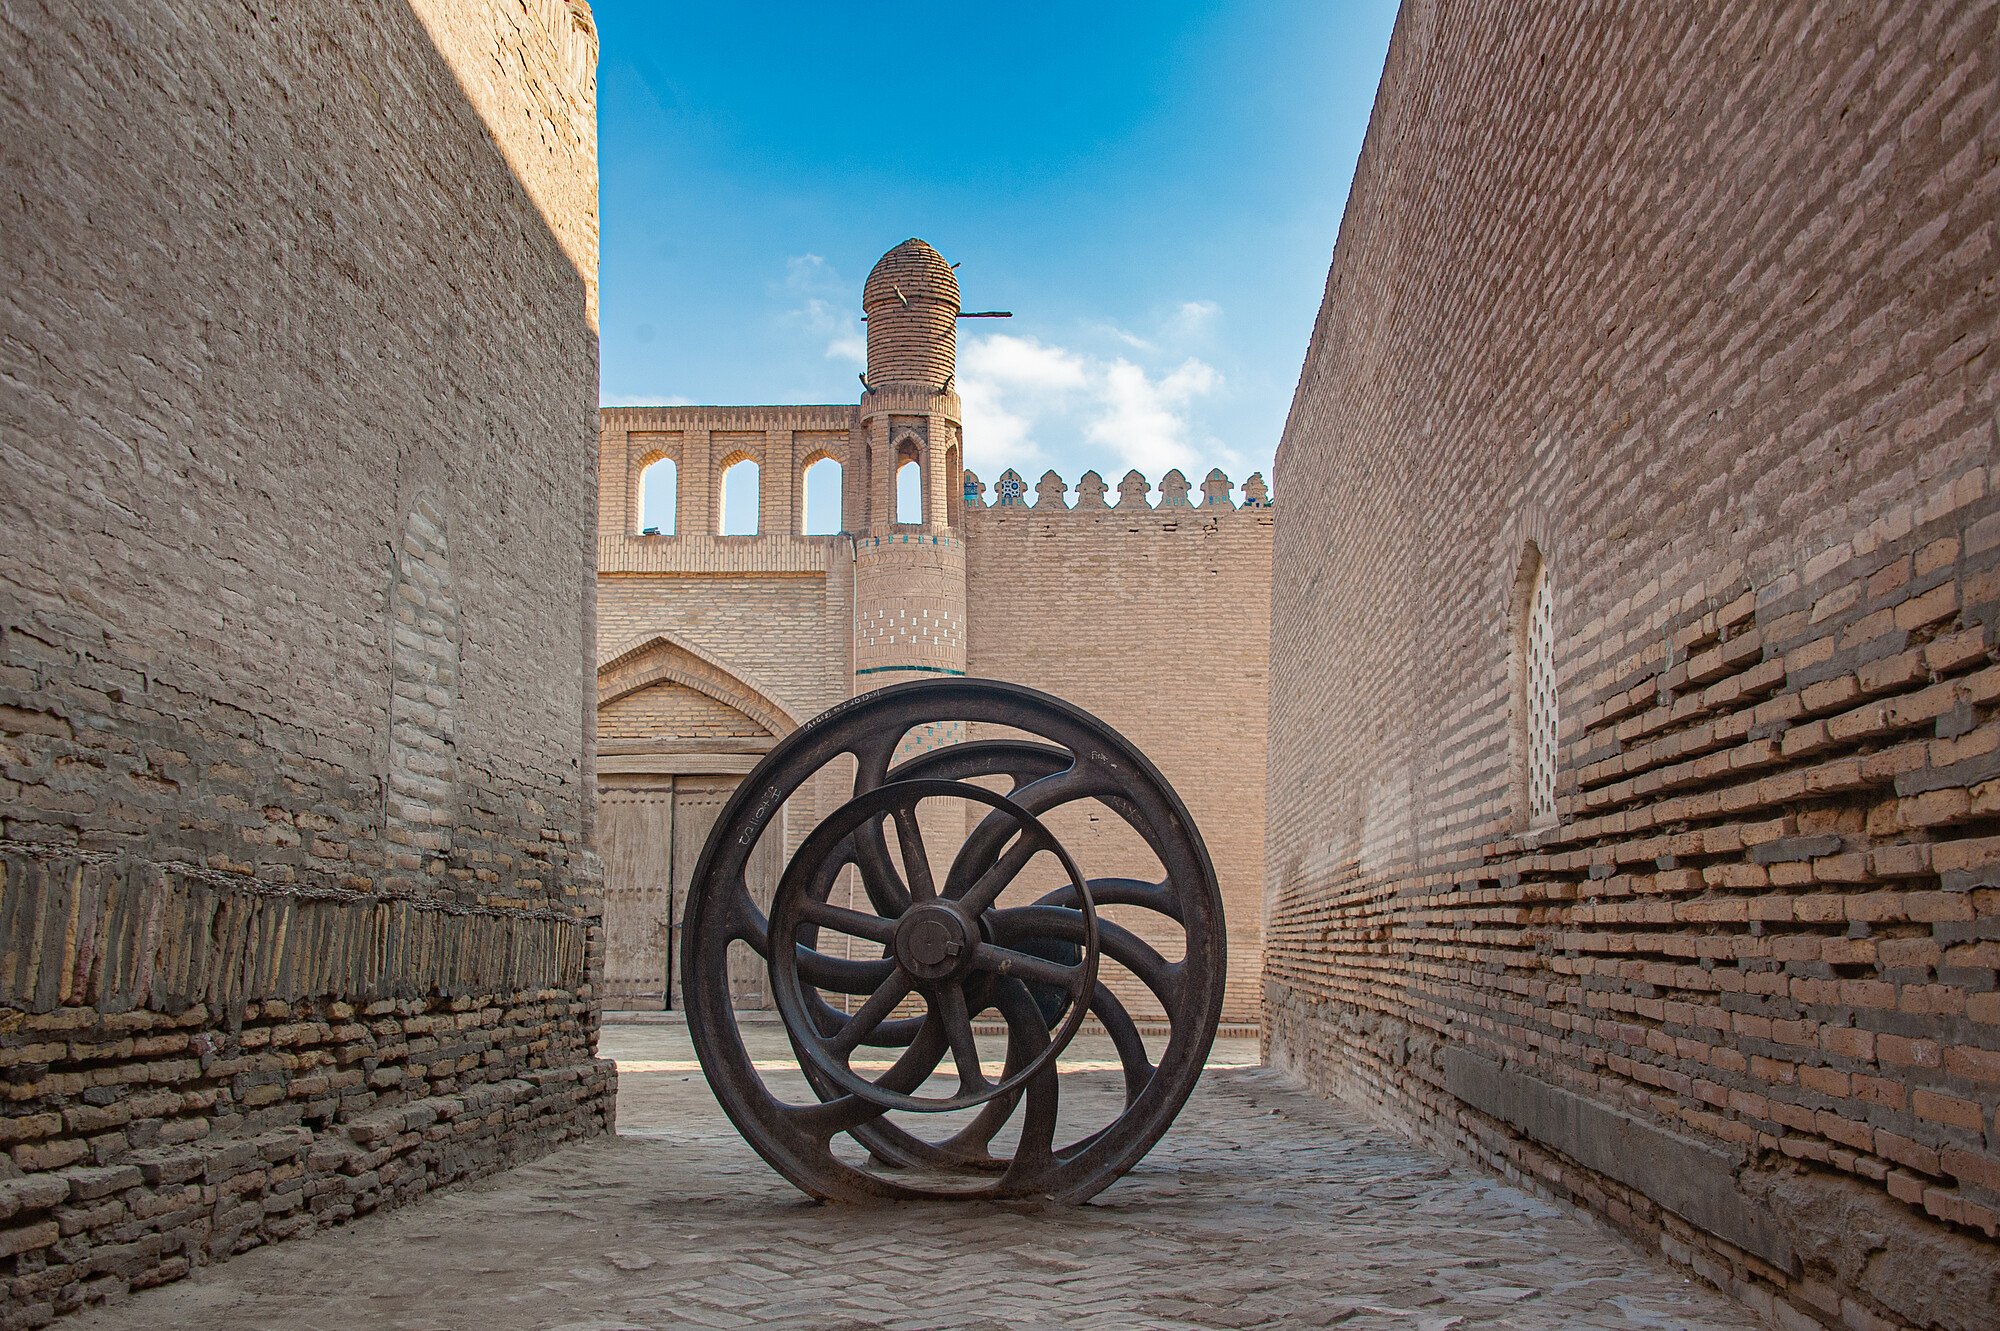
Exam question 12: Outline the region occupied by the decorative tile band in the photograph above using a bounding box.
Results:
[854,665,966,677]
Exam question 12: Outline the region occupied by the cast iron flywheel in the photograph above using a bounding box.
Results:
[679,678,1226,1204]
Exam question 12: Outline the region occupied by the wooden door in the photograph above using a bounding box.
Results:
[670,776,783,1010]
[598,783,675,1009]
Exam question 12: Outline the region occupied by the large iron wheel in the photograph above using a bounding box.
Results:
[679,678,1226,1204]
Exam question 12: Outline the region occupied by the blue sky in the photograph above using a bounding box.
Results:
[596,2,1398,530]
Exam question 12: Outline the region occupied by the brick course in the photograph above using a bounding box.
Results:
[1268,3,1998,1328]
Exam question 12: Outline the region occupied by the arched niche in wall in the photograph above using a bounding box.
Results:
[719,456,760,535]
[802,455,843,535]
[638,456,677,535]
[893,434,923,526]
[944,441,962,527]
[1507,539,1558,833]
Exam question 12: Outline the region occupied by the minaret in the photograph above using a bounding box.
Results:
[849,240,969,750]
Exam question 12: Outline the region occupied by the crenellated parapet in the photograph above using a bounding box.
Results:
[964,466,1273,514]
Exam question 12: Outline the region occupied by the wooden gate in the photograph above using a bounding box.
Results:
[600,775,782,1010]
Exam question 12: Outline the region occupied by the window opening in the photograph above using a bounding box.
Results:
[721,459,760,535]
[896,459,922,525]
[1526,560,1557,823]
[639,457,677,535]
[803,458,843,535]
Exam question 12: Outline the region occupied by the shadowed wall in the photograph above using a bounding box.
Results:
[0,0,611,1314]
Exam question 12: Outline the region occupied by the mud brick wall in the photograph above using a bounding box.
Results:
[1268,3,1997,1329]
[0,0,610,1317]
[966,481,1273,1026]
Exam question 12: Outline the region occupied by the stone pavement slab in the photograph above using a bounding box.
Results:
[70,1026,1758,1330]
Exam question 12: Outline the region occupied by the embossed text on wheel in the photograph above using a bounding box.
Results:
[679,679,1227,1203]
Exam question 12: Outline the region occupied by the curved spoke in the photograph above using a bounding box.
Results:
[1050,987,1156,1164]
[807,989,923,1048]
[937,980,1034,1158]
[891,806,936,902]
[796,947,895,994]
[778,1093,889,1141]
[1034,877,1184,925]
[850,822,914,919]
[801,898,898,945]
[830,971,914,1057]
[936,985,987,1094]
[942,764,1123,898]
[847,742,915,918]
[848,730,902,794]
[988,907,1183,1013]
[784,1012,950,1141]
[971,941,1086,994]
[845,979,1025,1171]
[992,981,1060,1185]
[1090,983,1154,1103]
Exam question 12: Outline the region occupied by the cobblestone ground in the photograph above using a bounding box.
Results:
[74,1022,1758,1330]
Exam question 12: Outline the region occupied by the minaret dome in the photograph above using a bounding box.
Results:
[863,238,959,391]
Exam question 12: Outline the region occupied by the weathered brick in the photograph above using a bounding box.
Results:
[1265,2,1999,1323]
[0,0,618,1312]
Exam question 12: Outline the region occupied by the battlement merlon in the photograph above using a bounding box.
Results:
[964,467,1273,513]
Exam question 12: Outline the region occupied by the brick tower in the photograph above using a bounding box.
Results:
[849,239,968,748]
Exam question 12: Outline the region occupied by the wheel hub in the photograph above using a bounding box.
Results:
[895,902,974,982]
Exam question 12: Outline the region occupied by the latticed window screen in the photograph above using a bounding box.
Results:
[1526,561,1558,822]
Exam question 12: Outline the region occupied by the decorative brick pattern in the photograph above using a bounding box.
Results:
[598,683,771,741]
[1268,4,1998,1329]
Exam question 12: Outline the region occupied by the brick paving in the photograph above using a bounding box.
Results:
[73,1023,1758,1330]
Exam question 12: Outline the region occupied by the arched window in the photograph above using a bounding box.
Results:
[896,458,922,525]
[721,459,760,535]
[1510,542,1558,828]
[639,457,677,535]
[803,458,843,535]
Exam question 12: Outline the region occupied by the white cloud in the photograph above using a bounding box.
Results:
[955,333,1222,486]
[1086,321,1155,352]
[1165,300,1220,339]
[1084,357,1219,476]
[780,254,866,365]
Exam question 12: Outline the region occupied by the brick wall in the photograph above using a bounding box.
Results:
[599,683,773,740]
[965,480,1273,1025]
[0,0,610,1316]
[599,572,850,719]
[1268,3,1998,1328]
